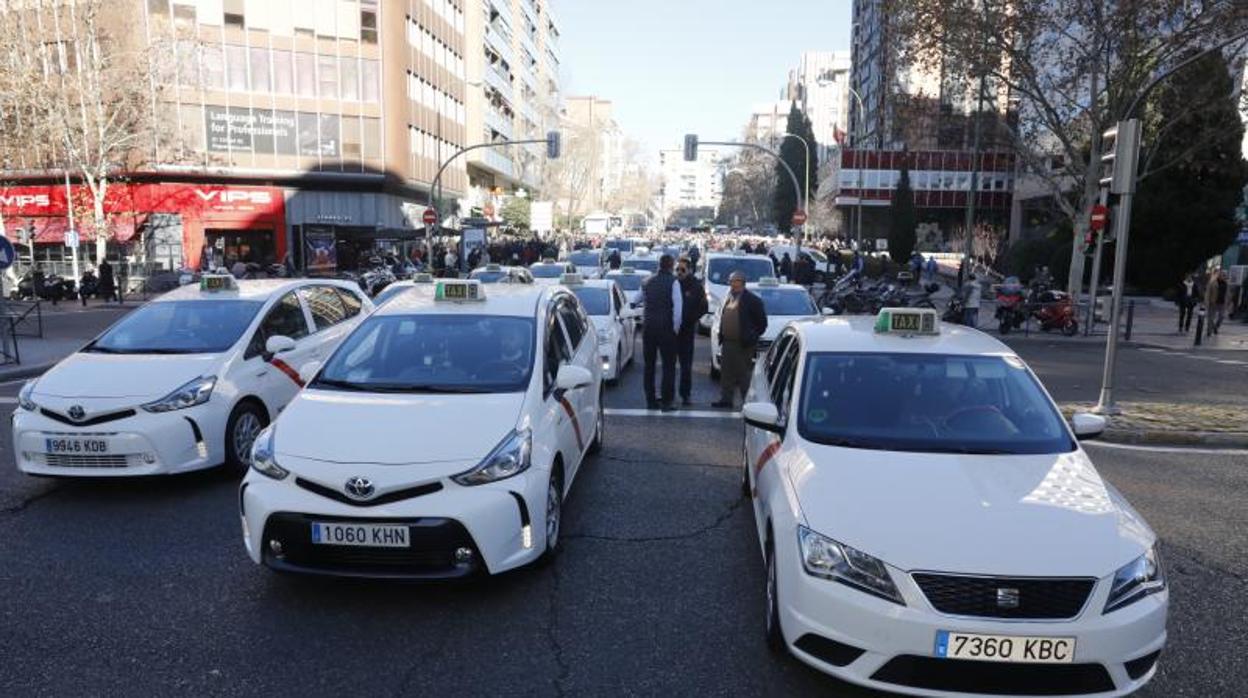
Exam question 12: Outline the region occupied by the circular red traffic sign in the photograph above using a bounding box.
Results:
[791,209,808,226]
[422,208,437,226]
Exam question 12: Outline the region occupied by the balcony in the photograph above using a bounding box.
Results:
[485,108,514,139]
[485,24,515,66]
[469,146,514,180]
[483,62,514,98]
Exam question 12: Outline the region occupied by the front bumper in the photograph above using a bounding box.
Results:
[241,462,550,579]
[13,402,225,476]
[775,533,1167,697]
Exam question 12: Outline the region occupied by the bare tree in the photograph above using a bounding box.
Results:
[718,130,775,227]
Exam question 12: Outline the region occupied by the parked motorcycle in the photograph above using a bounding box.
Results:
[1030,289,1079,336]
[11,270,73,303]
[943,295,966,325]
[994,277,1027,334]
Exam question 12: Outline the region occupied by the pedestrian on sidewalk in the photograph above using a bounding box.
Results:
[1206,269,1228,336]
[1176,274,1200,333]
[641,254,682,412]
[962,274,981,328]
[712,271,767,410]
[675,257,708,407]
[97,259,118,303]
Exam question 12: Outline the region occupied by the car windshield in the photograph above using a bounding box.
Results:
[610,274,645,291]
[798,353,1074,455]
[571,287,611,315]
[83,300,262,355]
[707,257,775,284]
[624,259,659,273]
[569,252,601,266]
[756,289,816,316]
[530,265,564,278]
[313,315,535,393]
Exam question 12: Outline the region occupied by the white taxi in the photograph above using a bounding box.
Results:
[699,251,777,332]
[371,273,435,307]
[529,259,577,286]
[562,273,637,383]
[602,267,651,316]
[709,278,819,379]
[239,279,605,579]
[14,276,371,476]
[566,249,606,279]
[469,264,533,284]
[741,308,1166,696]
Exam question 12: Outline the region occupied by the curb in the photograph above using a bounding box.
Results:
[1100,428,1248,449]
[0,362,56,384]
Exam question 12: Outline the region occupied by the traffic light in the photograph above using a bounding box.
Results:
[546,131,561,159]
[1099,120,1141,195]
[683,134,698,162]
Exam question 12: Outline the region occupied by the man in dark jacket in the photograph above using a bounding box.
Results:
[1176,274,1200,333]
[641,254,683,412]
[675,257,709,406]
[712,271,768,409]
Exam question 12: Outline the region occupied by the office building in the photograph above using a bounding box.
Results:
[658,145,723,227]
[784,51,851,162]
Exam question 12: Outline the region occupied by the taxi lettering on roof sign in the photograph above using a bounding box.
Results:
[874,307,938,335]
[435,279,484,301]
[619,266,636,274]
[559,273,584,285]
[199,274,237,293]
[411,272,434,283]
[757,276,780,287]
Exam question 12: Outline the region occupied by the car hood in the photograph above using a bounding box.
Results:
[275,390,524,465]
[788,446,1153,578]
[33,352,222,400]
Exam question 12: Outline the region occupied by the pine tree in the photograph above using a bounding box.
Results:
[889,157,917,263]
[771,103,820,233]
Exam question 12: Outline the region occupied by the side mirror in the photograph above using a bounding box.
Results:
[299,361,323,385]
[265,335,296,357]
[1071,412,1107,440]
[742,402,784,435]
[821,307,836,316]
[555,364,594,391]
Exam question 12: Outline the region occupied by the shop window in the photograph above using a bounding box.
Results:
[340,56,359,101]
[317,54,338,99]
[249,46,270,93]
[295,53,316,97]
[272,50,293,95]
[226,44,248,91]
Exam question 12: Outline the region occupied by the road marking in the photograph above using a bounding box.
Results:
[1084,441,1248,456]
[0,397,17,404]
[605,408,741,419]
[1216,360,1246,366]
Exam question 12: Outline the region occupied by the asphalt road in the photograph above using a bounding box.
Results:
[0,328,1245,696]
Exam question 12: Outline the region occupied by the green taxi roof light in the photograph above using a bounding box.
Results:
[435,279,485,302]
[875,308,939,336]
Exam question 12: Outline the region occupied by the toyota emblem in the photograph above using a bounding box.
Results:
[67,405,87,422]
[344,476,375,500]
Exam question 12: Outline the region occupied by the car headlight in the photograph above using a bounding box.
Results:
[250,425,289,480]
[141,376,217,413]
[18,380,38,411]
[596,328,612,345]
[1104,547,1165,613]
[797,526,904,605]
[453,428,531,486]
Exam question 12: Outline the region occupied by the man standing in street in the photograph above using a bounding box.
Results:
[641,254,683,412]
[712,271,767,410]
[675,257,708,407]
[1206,269,1229,336]
[1177,273,1200,333]
[962,273,981,328]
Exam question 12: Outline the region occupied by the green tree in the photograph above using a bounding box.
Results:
[501,197,531,230]
[1127,51,1248,292]
[889,160,917,262]
[772,102,820,233]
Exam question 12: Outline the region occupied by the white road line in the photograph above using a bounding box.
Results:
[1216,360,1247,366]
[605,408,741,419]
[0,397,18,404]
[1138,348,1168,353]
[1084,441,1248,456]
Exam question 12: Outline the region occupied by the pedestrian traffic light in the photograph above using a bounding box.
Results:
[546,131,562,159]
[1099,120,1141,195]
[683,134,699,162]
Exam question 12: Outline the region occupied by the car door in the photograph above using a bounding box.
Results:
[299,285,359,358]
[612,284,635,365]
[242,291,315,417]
[747,332,799,526]
[555,296,597,475]
[541,303,580,480]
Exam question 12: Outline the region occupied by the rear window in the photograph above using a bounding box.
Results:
[707,257,775,284]
[571,287,610,315]
[610,275,644,291]
[756,289,816,316]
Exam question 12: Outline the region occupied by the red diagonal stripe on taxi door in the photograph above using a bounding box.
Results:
[752,439,782,499]
[269,357,305,388]
[558,395,584,451]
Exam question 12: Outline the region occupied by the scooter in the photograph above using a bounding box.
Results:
[994,277,1027,335]
[1030,289,1079,336]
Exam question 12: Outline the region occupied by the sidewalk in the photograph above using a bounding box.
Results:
[1060,401,1248,448]
[987,298,1248,352]
[0,302,135,382]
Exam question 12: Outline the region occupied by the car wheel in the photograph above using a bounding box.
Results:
[539,470,564,564]
[765,537,786,652]
[225,401,268,475]
[588,391,605,455]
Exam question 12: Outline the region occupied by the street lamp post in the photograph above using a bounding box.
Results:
[845,87,867,249]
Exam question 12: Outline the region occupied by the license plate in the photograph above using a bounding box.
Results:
[935,630,1075,664]
[310,522,409,548]
[45,437,109,455]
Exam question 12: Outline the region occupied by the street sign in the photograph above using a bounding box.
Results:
[65,228,80,249]
[1089,205,1109,232]
[0,236,14,270]
[791,209,808,226]
[422,208,438,226]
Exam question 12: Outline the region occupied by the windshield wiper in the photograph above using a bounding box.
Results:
[310,378,371,392]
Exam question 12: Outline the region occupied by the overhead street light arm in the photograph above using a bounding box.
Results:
[702,139,807,258]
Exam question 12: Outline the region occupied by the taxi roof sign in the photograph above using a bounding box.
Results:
[411,272,434,283]
[484,263,502,272]
[435,279,485,302]
[874,308,939,336]
[618,266,636,274]
[199,273,238,293]
[559,272,584,285]
[757,276,780,287]
[541,257,556,264]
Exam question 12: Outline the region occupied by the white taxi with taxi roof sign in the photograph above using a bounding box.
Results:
[603,266,651,316]
[372,273,435,308]
[561,272,637,382]
[699,250,777,332]
[240,278,605,579]
[530,259,576,285]
[14,277,372,477]
[709,278,818,378]
[469,264,533,284]
[740,310,1166,696]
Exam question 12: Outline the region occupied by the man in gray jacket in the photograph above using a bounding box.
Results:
[712,271,768,409]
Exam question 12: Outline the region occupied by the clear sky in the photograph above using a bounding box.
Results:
[552,0,852,157]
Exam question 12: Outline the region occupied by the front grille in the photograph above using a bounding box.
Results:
[294,477,443,507]
[871,656,1115,695]
[793,633,865,668]
[40,408,136,427]
[262,512,480,578]
[33,453,137,469]
[913,573,1095,620]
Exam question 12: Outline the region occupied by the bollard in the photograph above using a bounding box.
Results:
[1194,307,1205,347]
[1125,300,1135,342]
